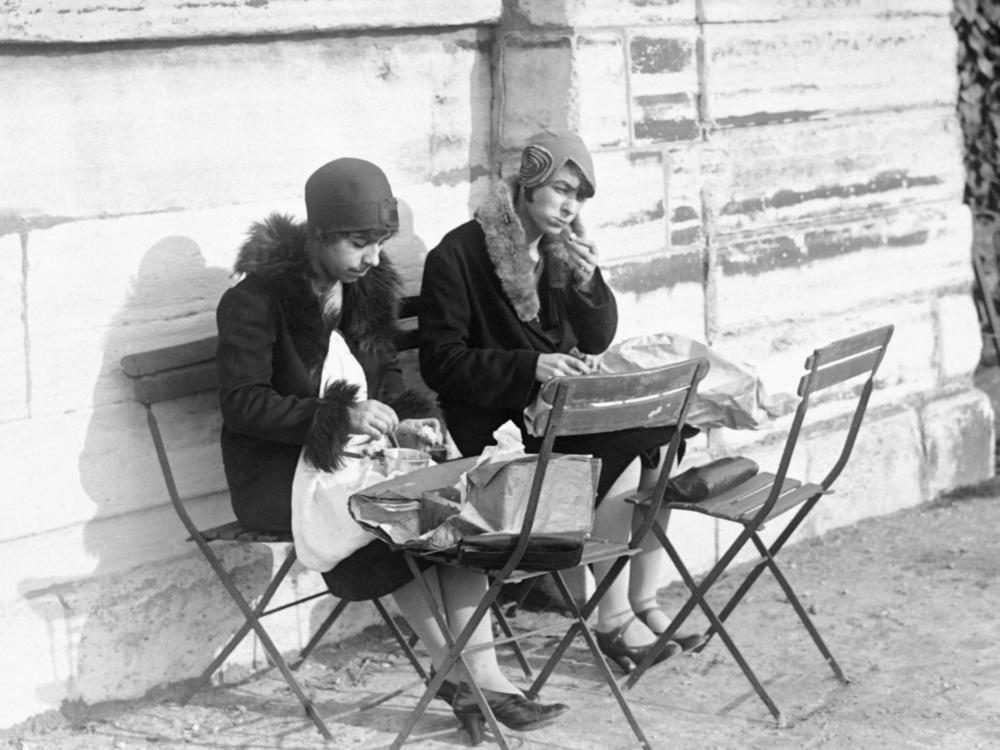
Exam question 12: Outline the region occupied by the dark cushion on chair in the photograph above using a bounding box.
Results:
[456,532,586,571]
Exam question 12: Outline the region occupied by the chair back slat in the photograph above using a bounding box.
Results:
[804,325,893,369]
[548,390,692,435]
[121,337,219,405]
[798,325,893,397]
[131,362,219,405]
[540,361,705,408]
[121,336,217,378]
[797,347,881,396]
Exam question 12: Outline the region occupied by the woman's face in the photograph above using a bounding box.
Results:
[523,164,588,237]
[311,232,387,285]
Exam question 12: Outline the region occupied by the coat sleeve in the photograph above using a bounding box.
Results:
[216,284,354,449]
[566,267,618,354]
[418,242,539,410]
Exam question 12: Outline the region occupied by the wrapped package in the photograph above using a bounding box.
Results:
[466,454,599,534]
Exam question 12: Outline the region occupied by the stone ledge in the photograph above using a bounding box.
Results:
[0,0,501,44]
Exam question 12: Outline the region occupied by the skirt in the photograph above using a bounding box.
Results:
[322,539,434,601]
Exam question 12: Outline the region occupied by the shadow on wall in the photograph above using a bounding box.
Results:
[19,235,259,713]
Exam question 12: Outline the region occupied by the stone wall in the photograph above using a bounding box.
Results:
[0,0,992,730]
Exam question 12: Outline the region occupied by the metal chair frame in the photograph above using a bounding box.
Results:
[385,358,709,749]
[623,325,894,727]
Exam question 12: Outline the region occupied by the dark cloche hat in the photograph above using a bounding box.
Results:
[305,157,399,233]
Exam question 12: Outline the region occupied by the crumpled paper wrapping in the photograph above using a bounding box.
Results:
[524,332,787,435]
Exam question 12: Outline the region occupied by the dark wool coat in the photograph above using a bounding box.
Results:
[418,180,618,456]
[217,213,436,533]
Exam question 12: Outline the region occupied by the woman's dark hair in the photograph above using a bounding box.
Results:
[313,227,396,245]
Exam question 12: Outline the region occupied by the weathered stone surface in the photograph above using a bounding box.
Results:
[24,212,243,415]
[937,293,982,382]
[1,32,491,221]
[4,517,378,726]
[0,0,501,42]
[702,0,947,23]
[576,34,630,148]
[0,233,26,422]
[0,401,224,542]
[510,0,697,27]
[705,17,957,127]
[711,300,940,406]
[714,211,971,334]
[499,32,576,147]
[709,109,963,239]
[629,26,701,144]
[920,389,995,498]
[584,149,669,264]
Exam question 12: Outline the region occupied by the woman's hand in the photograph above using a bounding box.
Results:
[347,400,399,439]
[394,418,444,450]
[565,231,600,289]
[535,352,596,383]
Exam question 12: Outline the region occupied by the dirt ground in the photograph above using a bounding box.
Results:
[5,371,1000,750]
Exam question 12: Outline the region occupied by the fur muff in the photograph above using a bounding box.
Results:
[474,179,583,322]
[304,380,359,472]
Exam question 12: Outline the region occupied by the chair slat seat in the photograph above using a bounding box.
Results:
[665,473,825,524]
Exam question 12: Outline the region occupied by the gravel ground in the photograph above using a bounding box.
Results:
[4,485,999,750]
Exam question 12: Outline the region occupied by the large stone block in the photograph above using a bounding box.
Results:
[1,32,490,220]
[710,108,963,239]
[0,233,26,422]
[577,34,631,148]
[920,389,995,497]
[710,300,939,405]
[510,0,697,27]
[704,16,957,127]
[702,0,946,23]
[937,293,982,382]
[0,0,501,43]
[584,149,669,264]
[3,515,376,727]
[629,26,701,144]
[0,400,225,542]
[499,32,576,146]
[713,208,971,333]
[612,280,706,343]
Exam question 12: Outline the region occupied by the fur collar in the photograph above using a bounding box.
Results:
[474,179,582,322]
[234,213,402,359]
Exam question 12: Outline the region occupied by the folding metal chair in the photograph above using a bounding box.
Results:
[387,357,708,750]
[623,325,894,727]
[121,338,426,740]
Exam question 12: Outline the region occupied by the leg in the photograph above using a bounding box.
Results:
[391,566,522,693]
[592,459,657,647]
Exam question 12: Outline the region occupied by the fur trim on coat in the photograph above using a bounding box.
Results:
[234,212,402,365]
[473,179,583,322]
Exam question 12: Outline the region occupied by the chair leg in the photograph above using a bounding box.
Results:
[491,601,533,678]
[182,544,299,703]
[700,499,817,649]
[293,597,348,669]
[626,522,755,687]
[630,528,785,726]
[749,535,848,684]
[527,556,630,696]
[549,571,652,750]
[186,540,333,739]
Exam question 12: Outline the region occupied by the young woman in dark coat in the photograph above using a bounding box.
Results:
[216,158,566,738]
[419,130,702,673]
